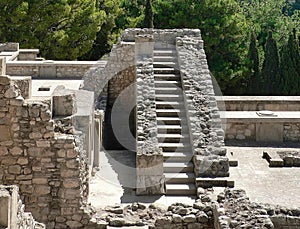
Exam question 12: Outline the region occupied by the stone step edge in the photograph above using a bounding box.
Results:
[196,177,234,188]
[262,151,284,167]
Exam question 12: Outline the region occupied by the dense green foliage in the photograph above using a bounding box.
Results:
[0,0,105,60]
[0,0,300,95]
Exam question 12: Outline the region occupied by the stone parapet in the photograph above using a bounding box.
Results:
[135,35,165,195]
[121,28,201,44]
[176,36,229,177]
[6,61,104,78]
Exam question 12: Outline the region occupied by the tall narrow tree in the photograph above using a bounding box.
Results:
[248,32,260,94]
[261,31,280,95]
[280,29,300,95]
[143,0,153,28]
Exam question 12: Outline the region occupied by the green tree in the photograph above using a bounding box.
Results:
[81,0,122,60]
[143,0,154,28]
[248,31,260,94]
[280,29,300,95]
[0,0,105,60]
[261,31,281,95]
[153,0,249,92]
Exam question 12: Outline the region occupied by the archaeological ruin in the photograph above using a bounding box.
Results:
[0,29,300,228]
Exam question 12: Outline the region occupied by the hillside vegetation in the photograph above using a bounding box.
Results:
[0,0,299,95]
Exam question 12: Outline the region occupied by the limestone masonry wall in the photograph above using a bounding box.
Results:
[0,59,101,228]
[176,36,229,178]
[7,61,99,79]
[135,35,165,195]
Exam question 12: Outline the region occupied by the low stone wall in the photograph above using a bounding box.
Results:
[6,61,104,78]
[135,35,165,195]
[121,28,201,44]
[0,185,45,229]
[217,96,300,111]
[176,36,228,178]
[224,121,300,142]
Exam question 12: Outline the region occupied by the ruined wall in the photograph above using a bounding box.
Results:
[224,122,300,142]
[176,36,229,178]
[135,35,165,195]
[0,185,45,229]
[0,60,100,228]
[217,96,300,111]
[7,61,101,78]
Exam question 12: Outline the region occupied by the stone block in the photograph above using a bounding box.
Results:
[0,125,11,142]
[0,57,6,75]
[0,189,10,228]
[52,86,77,116]
[11,76,32,99]
[136,153,164,175]
[256,123,283,142]
[136,175,166,195]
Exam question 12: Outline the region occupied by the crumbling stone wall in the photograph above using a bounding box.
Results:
[135,35,165,195]
[0,59,100,228]
[176,36,229,178]
[0,185,45,229]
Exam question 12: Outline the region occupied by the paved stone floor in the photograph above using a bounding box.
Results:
[89,150,195,209]
[226,144,300,208]
[89,145,300,210]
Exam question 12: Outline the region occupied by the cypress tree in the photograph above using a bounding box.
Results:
[248,32,260,94]
[280,29,300,95]
[261,31,280,95]
[143,0,154,28]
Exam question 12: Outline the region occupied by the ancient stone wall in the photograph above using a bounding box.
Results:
[0,59,101,228]
[135,35,165,195]
[7,61,101,79]
[217,96,300,111]
[176,36,229,178]
[121,28,201,44]
[0,185,45,229]
[224,122,300,142]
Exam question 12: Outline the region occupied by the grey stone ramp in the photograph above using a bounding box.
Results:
[226,146,300,208]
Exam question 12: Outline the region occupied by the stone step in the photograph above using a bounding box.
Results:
[163,152,193,161]
[154,56,177,62]
[156,109,182,117]
[154,63,177,69]
[154,50,177,56]
[165,173,195,184]
[196,177,235,189]
[157,116,186,125]
[163,162,194,173]
[154,67,179,74]
[165,184,196,195]
[154,74,181,81]
[159,142,191,152]
[154,80,181,87]
[155,94,183,101]
[158,133,189,142]
[157,125,183,134]
[155,87,182,94]
[156,101,183,110]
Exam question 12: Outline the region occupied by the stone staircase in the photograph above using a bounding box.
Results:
[153,46,196,195]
